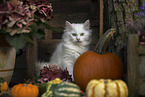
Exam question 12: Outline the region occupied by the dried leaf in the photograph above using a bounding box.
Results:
[38,64,72,83]
[7,20,16,28]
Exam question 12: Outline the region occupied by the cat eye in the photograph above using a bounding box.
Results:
[72,33,77,36]
[80,33,84,36]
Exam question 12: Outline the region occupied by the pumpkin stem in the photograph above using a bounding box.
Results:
[94,29,116,53]
[23,84,27,87]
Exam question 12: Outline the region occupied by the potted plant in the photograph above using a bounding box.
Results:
[0,0,55,83]
[0,0,54,51]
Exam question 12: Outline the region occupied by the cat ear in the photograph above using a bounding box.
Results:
[65,21,72,31]
[83,20,90,30]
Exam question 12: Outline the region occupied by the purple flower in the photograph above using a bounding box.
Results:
[143,3,145,7]
[135,3,145,17]
[140,6,144,10]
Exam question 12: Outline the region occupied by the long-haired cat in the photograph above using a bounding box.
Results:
[36,20,92,79]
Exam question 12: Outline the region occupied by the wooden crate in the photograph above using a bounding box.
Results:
[128,34,145,97]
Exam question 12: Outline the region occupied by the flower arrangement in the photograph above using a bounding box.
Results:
[37,64,72,83]
[127,3,145,44]
[0,0,55,51]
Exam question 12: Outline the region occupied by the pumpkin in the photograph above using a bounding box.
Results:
[86,79,128,97]
[53,81,81,97]
[41,78,62,97]
[11,83,39,97]
[0,77,8,92]
[73,29,124,91]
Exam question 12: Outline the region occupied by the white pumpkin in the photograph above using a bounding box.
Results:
[86,79,128,97]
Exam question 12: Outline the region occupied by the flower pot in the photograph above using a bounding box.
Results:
[0,36,16,84]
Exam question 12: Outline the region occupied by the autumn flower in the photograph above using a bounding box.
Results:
[0,0,53,51]
[0,1,36,36]
[38,64,72,83]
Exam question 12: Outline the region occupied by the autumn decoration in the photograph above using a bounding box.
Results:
[38,64,72,83]
[0,0,57,51]
[73,29,124,91]
[86,79,128,97]
[11,83,39,97]
[0,77,8,92]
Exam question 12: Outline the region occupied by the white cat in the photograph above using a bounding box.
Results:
[36,20,92,78]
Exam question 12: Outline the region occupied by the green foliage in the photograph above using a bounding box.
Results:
[0,78,5,83]
[38,82,48,97]
[31,29,45,39]
[0,0,58,52]
[6,34,26,51]
[43,21,64,32]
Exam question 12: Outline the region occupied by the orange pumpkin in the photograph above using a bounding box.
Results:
[73,29,124,91]
[0,78,8,92]
[11,83,39,97]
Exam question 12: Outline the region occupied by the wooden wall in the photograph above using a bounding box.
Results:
[128,34,145,97]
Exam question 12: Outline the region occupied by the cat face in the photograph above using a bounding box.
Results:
[64,20,91,43]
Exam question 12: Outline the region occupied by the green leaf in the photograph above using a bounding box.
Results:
[0,77,5,83]
[43,21,63,32]
[29,23,38,32]
[24,35,35,44]
[6,34,26,51]
[34,15,41,21]
[38,82,48,96]
[30,29,45,39]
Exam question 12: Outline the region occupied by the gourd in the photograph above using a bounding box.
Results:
[0,78,8,92]
[53,81,81,97]
[86,79,128,97]
[11,83,39,97]
[41,78,62,97]
[73,29,124,91]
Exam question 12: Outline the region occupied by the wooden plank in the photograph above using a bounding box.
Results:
[139,78,145,95]
[99,0,103,38]
[138,44,145,55]
[45,29,52,40]
[139,55,145,78]
[26,37,37,80]
[37,40,61,61]
[38,40,60,53]
[127,34,140,97]
[90,0,99,27]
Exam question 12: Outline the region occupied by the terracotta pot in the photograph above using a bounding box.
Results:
[0,36,16,84]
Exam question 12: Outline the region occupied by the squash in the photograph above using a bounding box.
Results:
[0,77,8,92]
[86,79,128,97]
[53,81,81,97]
[41,78,62,97]
[73,29,124,90]
[11,83,39,97]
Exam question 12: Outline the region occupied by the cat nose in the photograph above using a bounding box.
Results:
[77,38,80,41]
